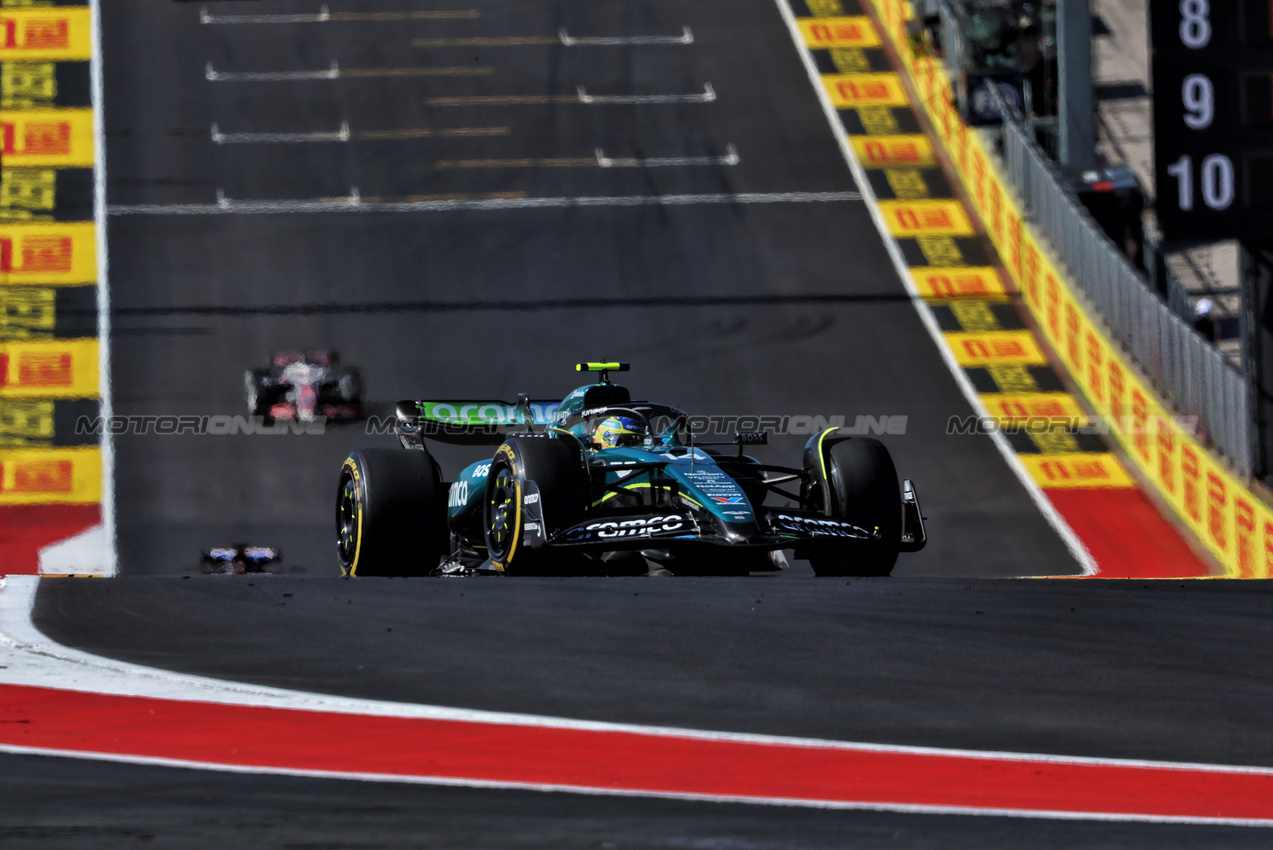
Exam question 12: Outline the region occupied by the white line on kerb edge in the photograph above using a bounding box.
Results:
[108,191,860,217]
[88,0,117,576]
[769,0,1097,575]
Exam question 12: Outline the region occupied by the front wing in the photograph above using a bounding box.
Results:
[521,479,927,554]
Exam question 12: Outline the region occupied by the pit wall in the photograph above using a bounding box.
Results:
[869,0,1263,576]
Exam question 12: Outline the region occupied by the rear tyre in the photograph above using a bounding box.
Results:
[336,448,447,576]
[807,437,902,577]
[484,437,589,575]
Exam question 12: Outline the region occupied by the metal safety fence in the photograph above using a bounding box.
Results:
[993,89,1251,475]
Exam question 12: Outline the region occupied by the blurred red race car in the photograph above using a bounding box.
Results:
[244,350,363,422]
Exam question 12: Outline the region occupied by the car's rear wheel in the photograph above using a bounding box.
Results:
[806,437,902,577]
[337,448,447,576]
[484,437,589,575]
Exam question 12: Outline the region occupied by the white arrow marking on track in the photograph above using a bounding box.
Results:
[596,144,739,168]
[576,83,716,104]
[109,191,862,216]
[559,26,693,46]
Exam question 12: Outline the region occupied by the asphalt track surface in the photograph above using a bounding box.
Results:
[20,0,1253,846]
[104,0,1079,577]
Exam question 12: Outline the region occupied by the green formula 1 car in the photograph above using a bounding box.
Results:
[336,363,925,577]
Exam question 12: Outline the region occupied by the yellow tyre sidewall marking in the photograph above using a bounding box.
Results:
[491,444,520,573]
[341,457,364,577]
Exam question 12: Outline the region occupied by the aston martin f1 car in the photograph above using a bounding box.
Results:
[245,350,363,422]
[336,363,925,577]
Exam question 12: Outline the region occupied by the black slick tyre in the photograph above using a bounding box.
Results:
[484,436,588,575]
[336,448,447,576]
[807,437,902,577]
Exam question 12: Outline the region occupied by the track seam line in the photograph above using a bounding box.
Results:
[89,0,116,576]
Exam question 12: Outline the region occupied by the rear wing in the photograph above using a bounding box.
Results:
[394,399,562,445]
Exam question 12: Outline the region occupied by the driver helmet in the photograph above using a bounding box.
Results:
[594,415,646,449]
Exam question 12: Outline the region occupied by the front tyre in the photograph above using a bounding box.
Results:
[484,437,588,575]
[337,448,447,576]
[807,437,902,577]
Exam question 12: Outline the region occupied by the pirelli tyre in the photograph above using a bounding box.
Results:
[804,436,902,577]
[336,448,448,576]
[484,436,589,575]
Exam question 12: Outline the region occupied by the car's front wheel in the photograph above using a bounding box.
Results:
[484,437,589,575]
[805,437,902,577]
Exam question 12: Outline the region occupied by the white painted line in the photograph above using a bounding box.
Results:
[4,742,1273,828]
[577,83,715,104]
[206,61,339,82]
[108,191,862,217]
[559,26,693,46]
[200,6,477,24]
[205,62,490,82]
[770,0,1097,575]
[201,5,331,24]
[211,122,351,144]
[596,144,738,168]
[89,0,116,577]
